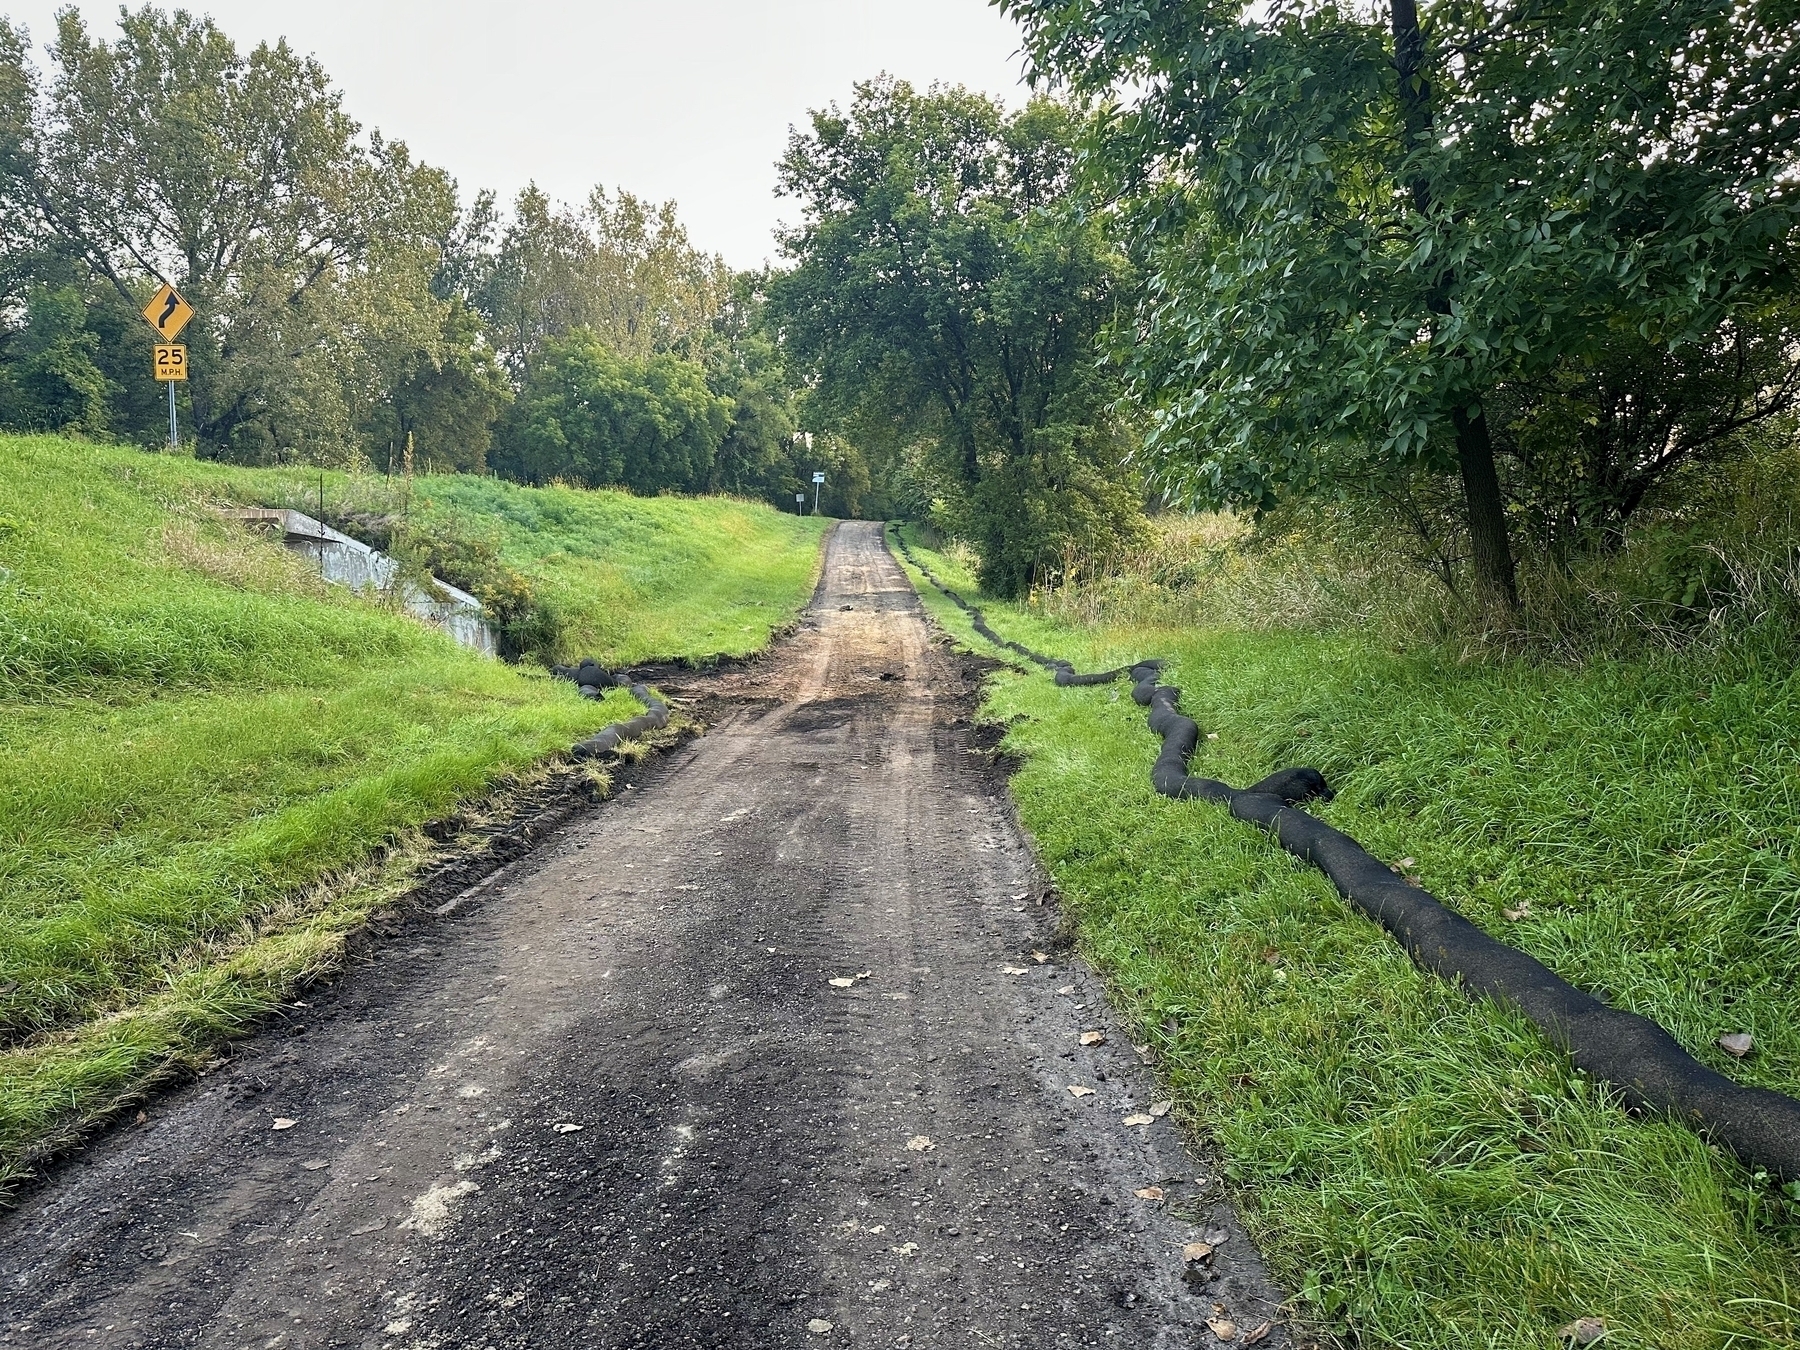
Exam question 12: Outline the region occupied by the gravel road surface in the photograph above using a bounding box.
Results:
[0,521,1288,1349]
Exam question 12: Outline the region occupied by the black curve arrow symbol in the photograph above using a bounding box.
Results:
[157,291,180,331]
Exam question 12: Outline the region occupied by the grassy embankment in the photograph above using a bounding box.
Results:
[0,436,826,1186]
[130,458,833,665]
[890,524,1800,1350]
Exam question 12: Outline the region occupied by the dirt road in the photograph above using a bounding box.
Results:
[1,522,1287,1349]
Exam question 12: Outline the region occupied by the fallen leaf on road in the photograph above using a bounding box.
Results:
[553,1123,583,1134]
[1057,984,1076,995]
[828,970,874,988]
[1243,1323,1272,1345]
[1207,1317,1238,1340]
[1031,952,1051,963]
[1149,1100,1174,1118]
[302,1160,329,1171]
[891,1242,919,1257]
[1123,1113,1154,1127]
[1135,1187,1165,1201]
[807,1318,834,1334]
[1001,966,1030,976]
[1182,1242,1214,1263]
[905,1135,936,1152]
[1718,1032,1754,1057]
[870,1278,891,1291]
[1557,1317,1608,1346]
[1068,1085,1096,1098]
[1202,1227,1231,1246]
[349,1219,387,1237]
[1080,1031,1105,1046]
[272,1118,298,1131]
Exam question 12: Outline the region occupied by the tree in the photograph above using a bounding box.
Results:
[768,79,1145,597]
[0,281,111,432]
[492,331,730,493]
[1001,0,1800,611]
[475,184,733,376]
[1492,304,1800,557]
[0,7,458,460]
[377,302,512,474]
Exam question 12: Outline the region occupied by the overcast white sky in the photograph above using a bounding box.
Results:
[4,1,1034,268]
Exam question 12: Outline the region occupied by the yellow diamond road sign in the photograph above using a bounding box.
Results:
[142,282,194,341]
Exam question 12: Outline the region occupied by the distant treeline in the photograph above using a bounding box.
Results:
[0,9,873,518]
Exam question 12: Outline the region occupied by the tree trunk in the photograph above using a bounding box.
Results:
[1451,406,1519,613]
[1393,0,1520,614]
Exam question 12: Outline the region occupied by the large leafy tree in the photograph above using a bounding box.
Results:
[768,78,1145,597]
[0,7,457,460]
[375,301,511,474]
[1001,0,1800,609]
[0,280,111,431]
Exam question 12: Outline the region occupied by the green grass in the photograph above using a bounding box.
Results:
[122,457,832,666]
[0,435,825,1183]
[891,524,1800,1350]
[409,476,830,664]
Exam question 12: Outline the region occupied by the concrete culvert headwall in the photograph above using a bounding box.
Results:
[218,508,498,657]
[884,522,1800,1183]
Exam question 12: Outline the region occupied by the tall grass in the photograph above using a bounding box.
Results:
[891,523,1800,1350]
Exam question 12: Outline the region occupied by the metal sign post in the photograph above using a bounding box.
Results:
[811,470,826,516]
[152,342,187,447]
[142,282,195,450]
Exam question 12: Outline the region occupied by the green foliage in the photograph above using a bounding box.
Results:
[0,6,852,516]
[1000,0,1800,595]
[0,8,459,462]
[0,282,111,433]
[492,331,730,493]
[387,513,562,663]
[893,525,1800,1348]
[473,184,732,375]
[122,451,832,666]
[0,433,634,1128]
[376,300,513,474]
[769,78,1146,594]
[1493,304,1800,555]
[962,452,1148,598]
